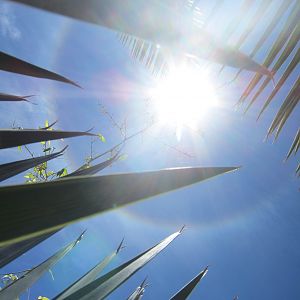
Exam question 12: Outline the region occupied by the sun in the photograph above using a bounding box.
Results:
[150,65,218,138]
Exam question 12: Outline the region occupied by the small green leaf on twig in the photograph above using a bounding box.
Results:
[98,134,106,143]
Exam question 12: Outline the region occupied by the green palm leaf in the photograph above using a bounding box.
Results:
[0,166,238,246]
[0,231,85,300]
[61,230,181,300]
[0,51,80,87]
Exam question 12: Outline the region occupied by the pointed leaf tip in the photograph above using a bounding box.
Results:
[0,166,238,246]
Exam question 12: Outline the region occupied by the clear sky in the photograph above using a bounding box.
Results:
[0,0,299,299]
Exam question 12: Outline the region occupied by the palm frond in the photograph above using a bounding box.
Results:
[233,0,294,80]
[267,76,299,138]
[11,0,271,76]
[286,128,300,161]
[256,44,300,118]
[238,2,300,105]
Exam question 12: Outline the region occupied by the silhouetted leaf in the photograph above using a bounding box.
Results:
[61,230,181,300]
[54,239,124,300]
[0,166,239,246]
[0,128,95,149]
[0,231,85,300]
[67,153,119,177]
[170,267,208,300]
[0,146,67,182]
[11,0,271,76]
[0,93,35,104]
[0,51,80,87]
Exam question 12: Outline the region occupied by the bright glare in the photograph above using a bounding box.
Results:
[150,65,218,139]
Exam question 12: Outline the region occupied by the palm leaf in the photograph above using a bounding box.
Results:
[267,76,300,137]
[170,266,208,300]
[60,230,181,300]
[233,0,294,80]
[0,166,238,246]
[10,0,271,76]
[296,163,300,176]
[238,2,300,105]
[54,239,124,300]
[0,146,67,182]
[256,46,300,118]
[219,0,253,43]
[0,51,80,87]
[286,128,300,161]
[0,93,34,103]
[219,0,271,74]
[0,231,85,300]
[202,0,225,29]
[0,128,95,149]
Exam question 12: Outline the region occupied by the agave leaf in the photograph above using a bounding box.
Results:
[0,146,67,182]
[61,230,181,300]
[0,51,80,87]
[0,232,58,269]
[286,129,300,160]
[127,277,148,300]
[0,93,35,103]
[0,231,85,300]
[170,266,208,300]
[0,166,238,246]
[0,128,96,149]
[256,46,300,118]
[54,239,124,300]
[10,0,271,76]
[67,152,119,177]
[238,3,299,105]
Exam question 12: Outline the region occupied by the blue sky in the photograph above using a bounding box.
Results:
[0,0,299,299]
